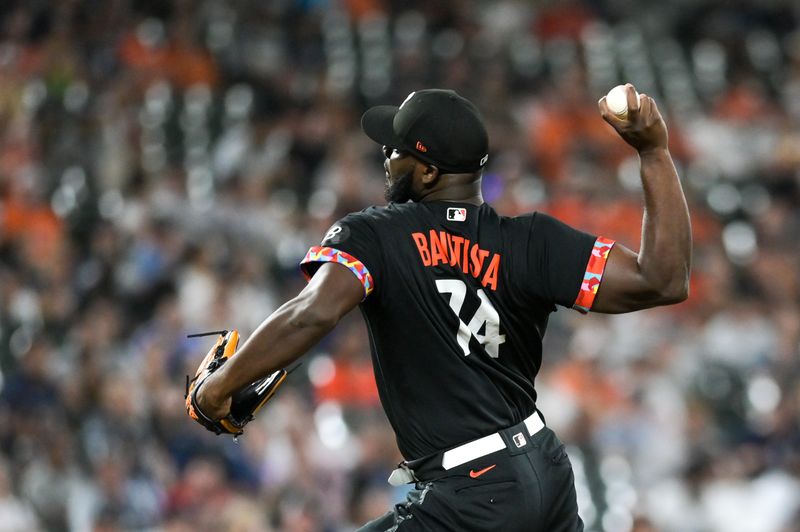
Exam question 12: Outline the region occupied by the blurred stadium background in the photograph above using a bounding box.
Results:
[1,0,799,531]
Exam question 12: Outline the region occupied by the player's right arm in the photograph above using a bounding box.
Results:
[591,84,692,313]
[195,262,364,420]
[194,213,380,420]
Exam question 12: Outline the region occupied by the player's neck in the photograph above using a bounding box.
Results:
[419,176,484,205]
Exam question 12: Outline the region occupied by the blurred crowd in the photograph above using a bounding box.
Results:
[1,0,799,531]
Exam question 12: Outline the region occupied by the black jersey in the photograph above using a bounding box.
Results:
[300,201,614,459]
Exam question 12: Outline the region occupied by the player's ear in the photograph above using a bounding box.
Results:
[420,163,440,186]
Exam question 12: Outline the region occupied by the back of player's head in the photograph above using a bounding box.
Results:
[361,89,489,174]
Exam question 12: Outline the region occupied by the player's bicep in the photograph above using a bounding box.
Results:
[298,262,364,323]
[590,243,666,313]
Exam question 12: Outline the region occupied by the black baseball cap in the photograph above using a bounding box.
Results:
[361,89,489,173]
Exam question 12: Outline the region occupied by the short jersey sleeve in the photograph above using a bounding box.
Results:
[299,212,381,300]
[520,212,615,313]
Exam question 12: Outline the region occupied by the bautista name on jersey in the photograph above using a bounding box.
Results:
[411,230,501,290]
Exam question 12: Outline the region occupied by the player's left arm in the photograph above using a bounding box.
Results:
[195,262,363,419]
[590,86,692,313]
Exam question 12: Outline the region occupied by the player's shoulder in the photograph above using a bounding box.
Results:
[367,202,421,218]
[502,210,562,229]
[326,205,404,242]
[340,202,422,225]
[496,210,569,241]
[497,209,537,231]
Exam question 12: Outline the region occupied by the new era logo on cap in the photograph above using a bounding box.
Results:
[447,208,467,222]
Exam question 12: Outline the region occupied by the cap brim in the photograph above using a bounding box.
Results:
[361,106,403,148]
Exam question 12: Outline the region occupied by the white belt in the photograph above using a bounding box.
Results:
[442,411,545,470]
[388,412,545,486]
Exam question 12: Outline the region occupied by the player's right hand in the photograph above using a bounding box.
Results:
[598,83,668,154]
[185,330,289,437]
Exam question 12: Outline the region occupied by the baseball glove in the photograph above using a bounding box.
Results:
[185,330,288,436]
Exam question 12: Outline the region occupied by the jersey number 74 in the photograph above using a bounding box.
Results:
[436,279,506,358]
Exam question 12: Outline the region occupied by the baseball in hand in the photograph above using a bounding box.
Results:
[606,84,638,118]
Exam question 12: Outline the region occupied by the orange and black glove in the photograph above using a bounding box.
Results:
[185,330,288,436]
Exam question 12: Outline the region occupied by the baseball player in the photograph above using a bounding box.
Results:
[192,85,691,531]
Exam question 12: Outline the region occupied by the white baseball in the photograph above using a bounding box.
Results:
[606,85,638,118]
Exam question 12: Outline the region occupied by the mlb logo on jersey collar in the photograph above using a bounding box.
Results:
[447,208,467,222]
